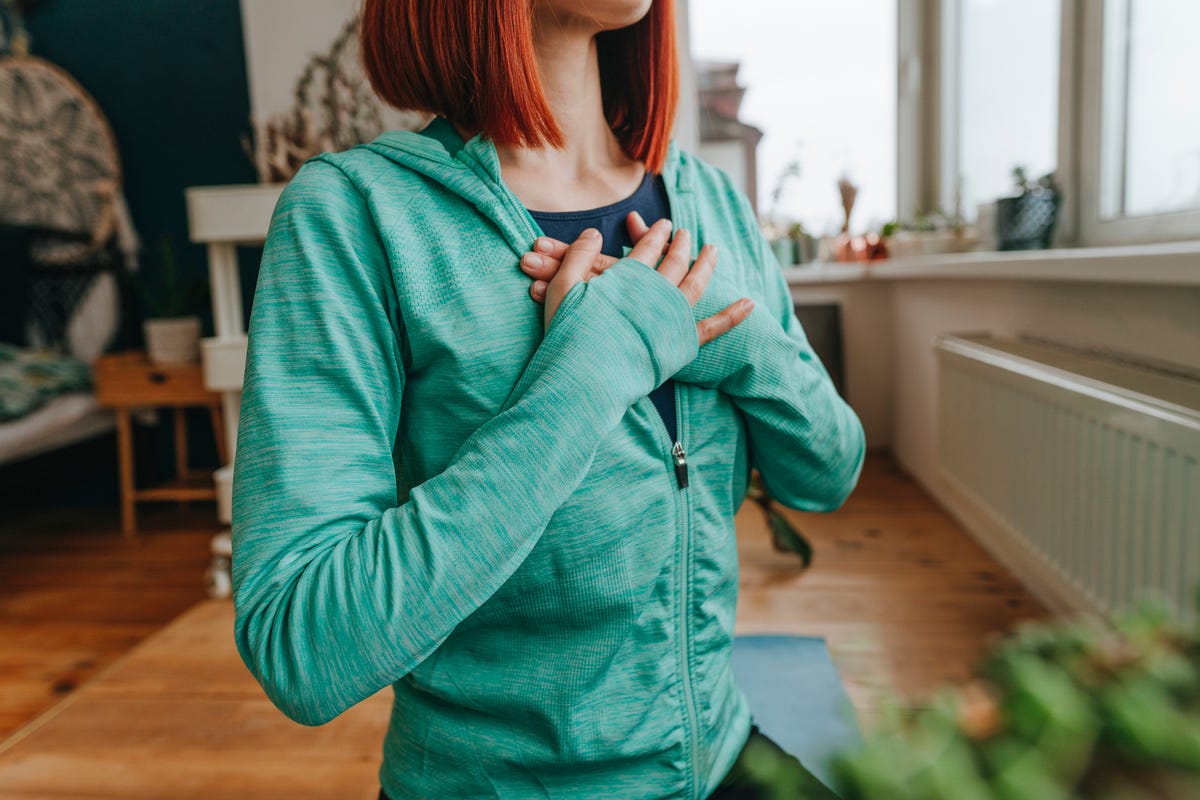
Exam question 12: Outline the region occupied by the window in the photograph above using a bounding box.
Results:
[1089,0,1200,238]
[690,0,1200,247]
[689,0,896,236]
[940,0,1060,223]
[908,0,1200,246]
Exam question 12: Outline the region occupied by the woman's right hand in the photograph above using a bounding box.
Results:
[542,220,755,344]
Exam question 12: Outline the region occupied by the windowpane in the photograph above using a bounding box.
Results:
[951,0,1060,221]
[689,0,896,235]
[1100,0,1200,219]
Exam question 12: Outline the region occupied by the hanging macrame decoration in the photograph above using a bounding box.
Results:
[0,3,139,357]
[0,54,123,249]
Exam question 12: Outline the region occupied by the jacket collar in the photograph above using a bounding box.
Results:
[362,115,694,259]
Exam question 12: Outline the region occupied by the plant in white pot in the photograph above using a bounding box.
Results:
[123,233,210,365]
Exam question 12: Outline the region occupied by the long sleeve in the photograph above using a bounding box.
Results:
[231,157,699,726]
[671,196,866,512]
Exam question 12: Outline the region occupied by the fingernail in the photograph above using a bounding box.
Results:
[741,298,754,311]
[535,237,554,253]
[522,253,543,268]
[581,228,600,239]
[632,211,645,224]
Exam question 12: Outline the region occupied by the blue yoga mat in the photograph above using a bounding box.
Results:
[731,634,864,795]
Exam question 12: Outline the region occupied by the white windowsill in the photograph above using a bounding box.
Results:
[782,239,1200,287]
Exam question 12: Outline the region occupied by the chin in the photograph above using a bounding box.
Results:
[538,0,655,31]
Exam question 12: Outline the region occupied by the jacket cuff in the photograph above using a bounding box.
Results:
[505,256,700,414]
[586,256,700,386]
[673,270,765,388]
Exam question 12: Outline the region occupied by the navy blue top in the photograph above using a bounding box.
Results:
[526,170,678,443]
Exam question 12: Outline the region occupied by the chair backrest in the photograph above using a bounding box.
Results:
[0,55,123,240]
[0,54,132,364]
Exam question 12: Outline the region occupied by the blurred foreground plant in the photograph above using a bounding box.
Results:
[830,584,1200,800]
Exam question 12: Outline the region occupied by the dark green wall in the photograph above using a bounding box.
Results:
[11,1,263,508]
[24,0,261,339]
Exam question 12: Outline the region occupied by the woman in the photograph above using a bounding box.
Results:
[230,1,866,798]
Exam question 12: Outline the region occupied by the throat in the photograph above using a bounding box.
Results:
[511,164,648,215]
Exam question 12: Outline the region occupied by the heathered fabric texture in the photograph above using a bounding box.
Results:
[526,167,678,442]
[231,115,866,800]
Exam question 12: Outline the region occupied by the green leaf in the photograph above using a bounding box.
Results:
[770,509,813,567]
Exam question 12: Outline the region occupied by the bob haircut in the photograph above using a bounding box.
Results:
[359,0,679,175]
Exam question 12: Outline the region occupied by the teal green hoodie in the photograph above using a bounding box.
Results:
[231,115,866,799]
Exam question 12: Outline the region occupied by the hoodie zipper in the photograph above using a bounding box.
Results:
[457,136,703,797]
[649,166,704,800]
[649,381,701,799]
[649,384,688,489]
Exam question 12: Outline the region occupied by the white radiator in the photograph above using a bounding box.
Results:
[935,333,1200,627]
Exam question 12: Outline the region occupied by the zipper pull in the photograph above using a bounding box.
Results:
[672,440,689,489]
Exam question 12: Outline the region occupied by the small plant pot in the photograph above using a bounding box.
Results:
[792,234,819,265]
[144,315,201,365]
[214,463,233,524]
[770,236,797,267]
[996,188,1060,250]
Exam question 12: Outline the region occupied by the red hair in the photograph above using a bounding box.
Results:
[359,1,679,175]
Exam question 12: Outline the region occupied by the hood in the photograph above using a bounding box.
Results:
[359,115,695,259]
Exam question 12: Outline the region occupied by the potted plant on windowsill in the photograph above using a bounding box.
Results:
[121,233,210,365]
[996,166,1061,251]
[765,156,804,267]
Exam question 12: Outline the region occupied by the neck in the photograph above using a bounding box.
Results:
[483,14,637,180]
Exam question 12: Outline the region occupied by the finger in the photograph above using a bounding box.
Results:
[531,235,569,260]
[656,227,692,286]
[697,298,754,346]
[532,219,660,262]
[629,212,671,260]
[627,217,672,267]
[590,252,620,275]
[520,251,559,280]
[677,243,717,305]
[534,220,670,269]
[557,228,603,285]
[521,250,618,281]
[529,279,547,303]
[527,236,616,274]
[626,210,651,241]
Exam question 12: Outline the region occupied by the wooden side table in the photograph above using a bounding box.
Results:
[93,349,228,537]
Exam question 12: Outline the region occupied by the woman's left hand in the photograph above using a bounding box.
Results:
[520,210,663,303]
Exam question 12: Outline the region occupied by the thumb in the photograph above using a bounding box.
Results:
[545,228,604,331]
[558,228,604,284]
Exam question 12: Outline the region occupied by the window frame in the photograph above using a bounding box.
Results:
[1075,0,1200,246]
[901,0,1200,248]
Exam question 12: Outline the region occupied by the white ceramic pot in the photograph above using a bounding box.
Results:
[214,463,233,525]
[200,335,247,390]
[144,315,202,365]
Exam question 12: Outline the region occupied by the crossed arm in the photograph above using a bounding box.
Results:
[519,206,866,512]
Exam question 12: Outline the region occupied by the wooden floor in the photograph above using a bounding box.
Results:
[736,452,1050,730]
[0,599,394,799]
[0,452,1049,796]
[0,503,216,740]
